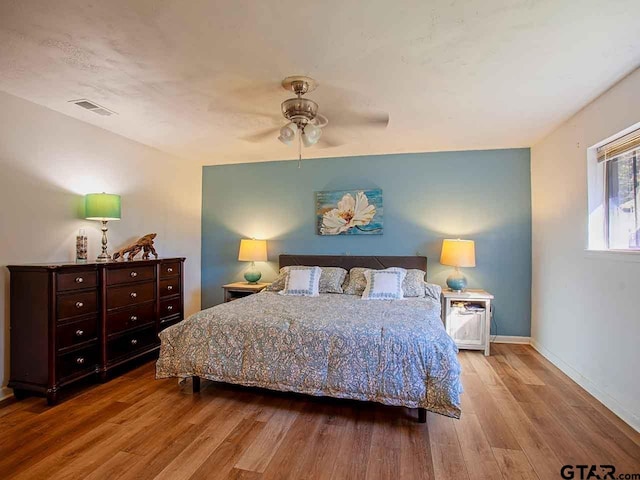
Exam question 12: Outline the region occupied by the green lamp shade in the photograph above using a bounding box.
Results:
[84,193,121,220]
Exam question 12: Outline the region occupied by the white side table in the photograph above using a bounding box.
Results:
[441,289,494,356]
[222,282,268,303]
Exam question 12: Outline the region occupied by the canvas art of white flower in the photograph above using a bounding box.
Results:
[316,189,383,235]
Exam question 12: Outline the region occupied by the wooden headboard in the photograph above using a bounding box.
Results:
[279,254,427,272]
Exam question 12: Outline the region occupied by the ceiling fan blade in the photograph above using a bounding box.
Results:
[208,102,281,120]
[240,127,280,143]
[207,79,286,117]
[324,110,389,129]
[230,80,285,100]
[315,131,345,149]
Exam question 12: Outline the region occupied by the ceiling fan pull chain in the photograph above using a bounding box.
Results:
[298,129,302,168]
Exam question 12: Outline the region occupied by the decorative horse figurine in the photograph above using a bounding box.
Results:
[112,233,158,261]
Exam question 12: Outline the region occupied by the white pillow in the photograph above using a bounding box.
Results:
[279,266,321,297]
[361,268,406,300]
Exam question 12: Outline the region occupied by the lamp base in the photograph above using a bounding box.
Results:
[96,220,111,262]
[96,253,111,263]
[244,262,262,284]
[446,268,467,292]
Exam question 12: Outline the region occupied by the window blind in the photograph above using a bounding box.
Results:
[597,128,640,162]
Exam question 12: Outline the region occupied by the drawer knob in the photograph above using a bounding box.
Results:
[130,292,137,298]
[130,339,138,346]
[167,305,173,311]
[75,301,84,309]
[167,267,173,273]
[75,277,84,284]
[76,357,85,365]
[75,329,84,337]
[130,271,138,278]
[130,315,138,321]
[167,285,173,291]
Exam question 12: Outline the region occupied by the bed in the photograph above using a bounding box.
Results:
[156,255,462,422]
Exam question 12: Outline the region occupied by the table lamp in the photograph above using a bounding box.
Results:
[238,239,267,284]
[85,193,121,262]
[440,238,476,292]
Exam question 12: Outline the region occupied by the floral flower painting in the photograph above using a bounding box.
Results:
[316,189,383,235]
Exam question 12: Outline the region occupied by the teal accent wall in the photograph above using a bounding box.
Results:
[202,148,532,337]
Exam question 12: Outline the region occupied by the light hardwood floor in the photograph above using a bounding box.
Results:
[0,344,639,479]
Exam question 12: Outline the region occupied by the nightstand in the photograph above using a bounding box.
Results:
[441,289,494,356]
[222,282,268,302]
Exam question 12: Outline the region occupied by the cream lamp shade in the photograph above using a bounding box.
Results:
[440,239,476,267]
[238,239,268,262]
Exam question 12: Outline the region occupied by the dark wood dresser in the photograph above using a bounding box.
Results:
[7,257,185,404]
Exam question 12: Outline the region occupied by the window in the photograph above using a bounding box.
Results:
[606,150,639,249]
[595,128,640,250]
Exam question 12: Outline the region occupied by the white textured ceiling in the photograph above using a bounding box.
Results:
[0,0,639,165]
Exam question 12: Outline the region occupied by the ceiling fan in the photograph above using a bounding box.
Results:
[238,75,389,166]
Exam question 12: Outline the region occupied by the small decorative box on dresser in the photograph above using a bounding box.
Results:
[441,289,494,356]
[7,258,185,404]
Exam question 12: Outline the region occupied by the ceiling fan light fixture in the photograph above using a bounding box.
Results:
[301,123,322,147]
[237,75,389,162]
[278,122,298,145]
[281,97,318,122]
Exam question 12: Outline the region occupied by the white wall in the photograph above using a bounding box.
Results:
[531,68,640,431]
[0,91,201,400]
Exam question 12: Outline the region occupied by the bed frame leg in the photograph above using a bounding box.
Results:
[418,408,426,423]
[192,376,200,393]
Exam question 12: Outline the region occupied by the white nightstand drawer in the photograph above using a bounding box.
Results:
[447,306,486,347]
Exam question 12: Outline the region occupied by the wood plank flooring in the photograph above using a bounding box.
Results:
[0,344,638,479]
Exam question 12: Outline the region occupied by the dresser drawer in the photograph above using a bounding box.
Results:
[159,315,182,333]
[160,297,181,319]
[57,270,97,292]
[107,301,155,336]
[107,265,155,286]
[159,277,180,298]
[57,291,98,320]
[57,317,98,351]
[160,261,181,278]
[107,327,158,362]
[57,345,98,380]
[107,281,155,310]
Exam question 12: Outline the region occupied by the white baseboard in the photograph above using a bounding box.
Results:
[530,339,639,433]
[491,335,531,344]
[0,387,12,402]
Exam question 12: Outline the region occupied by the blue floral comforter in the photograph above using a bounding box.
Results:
[156,291,462,418]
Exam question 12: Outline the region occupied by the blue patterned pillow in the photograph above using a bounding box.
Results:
[361,268,406,300]
[424,282,442,301]
[279,266,321,297]
[403,269,427,297]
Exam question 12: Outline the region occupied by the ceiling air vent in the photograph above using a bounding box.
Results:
[69,99,117,116]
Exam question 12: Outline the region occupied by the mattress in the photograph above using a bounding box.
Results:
[156,291,462,418]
